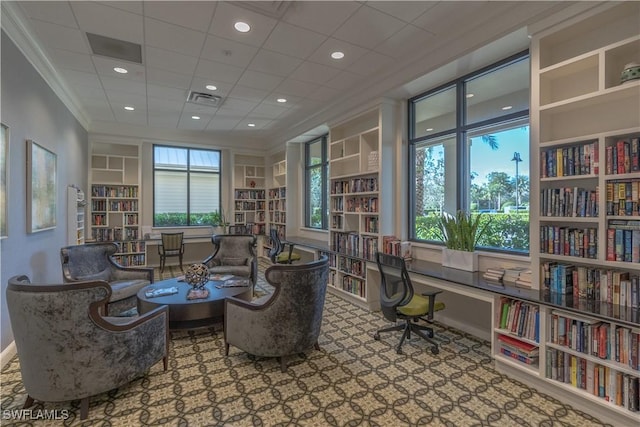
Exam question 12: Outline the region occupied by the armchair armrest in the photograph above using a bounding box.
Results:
[110,263,154,284]
[421,289,443,319]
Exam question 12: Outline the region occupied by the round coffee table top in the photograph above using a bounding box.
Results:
[137,276,251,307]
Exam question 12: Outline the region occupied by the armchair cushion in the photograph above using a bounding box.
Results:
[109,279,151,302]
[76,268,111,282]
[221,257,249,266]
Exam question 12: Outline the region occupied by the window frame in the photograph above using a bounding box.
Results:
[304,135,329,230]
[408,50,530,254]
[152,144,222,227]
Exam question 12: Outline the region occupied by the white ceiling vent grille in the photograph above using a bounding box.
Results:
[86,32,142,64]
[235,1,291,19]
[187,91,224,108]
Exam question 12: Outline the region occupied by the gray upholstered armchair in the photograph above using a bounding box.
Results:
[224,256,329,372]
[6,275,168,420]
[203,234,257,285]
[60,242,153,315]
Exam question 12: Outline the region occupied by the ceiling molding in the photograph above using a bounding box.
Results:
[1,2,91,131]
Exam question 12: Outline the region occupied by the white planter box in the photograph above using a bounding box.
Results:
[442,248,478,272]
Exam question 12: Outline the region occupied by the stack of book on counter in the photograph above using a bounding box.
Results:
[503,267,532,289]
[497,334,539,365]
[483,268,505,285]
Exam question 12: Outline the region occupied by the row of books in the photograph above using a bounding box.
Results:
[91,227,139,241]
[114,240,145,253]
[540,141,598,178]
[364,216,378,233]
[546,349,639,412]
[331,232,378,259]
[234,189,266,200]
[605,180,640,216]
[112,254,145,266]
[337,258,365,278]
[268,200,285,211]
[269,211,285,224]
[345,197,378,213]
[497,298,540,342]
[267,187,286,199]
[234,200,266,210]
[540,226,598,259]
[338,276,366,298]
[550,314,640,370]
[606,221,640,263]
[381,236,412,259]
[331,177,379,194]
[605,137,640,175]
[540,187,598,217]
[91,185,138,198]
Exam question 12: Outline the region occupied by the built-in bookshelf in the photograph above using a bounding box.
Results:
[494,297,541,373]
[327,104,396,308]
[66,185,85,245]
[89,142,145,266]
[233,154,266,235]
[524,3,640,422]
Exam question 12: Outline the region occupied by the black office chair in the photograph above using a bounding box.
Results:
[374,252,445,354]
[158,232,184,273]
[268,228,301,264]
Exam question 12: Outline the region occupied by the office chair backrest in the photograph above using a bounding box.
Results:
[375,252,414,322]
[161,232,183,251]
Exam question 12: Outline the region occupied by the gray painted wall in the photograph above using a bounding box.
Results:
[0,32,88,351]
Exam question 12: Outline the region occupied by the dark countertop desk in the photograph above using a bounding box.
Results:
[287,236,640,328]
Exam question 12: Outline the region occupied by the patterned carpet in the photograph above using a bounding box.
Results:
[0,261,612,426]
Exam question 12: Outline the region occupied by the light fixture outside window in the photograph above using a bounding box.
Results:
[234,22,251,33]
[501,105,513,110]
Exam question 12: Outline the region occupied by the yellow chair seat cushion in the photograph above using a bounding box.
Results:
[276,252,302,263]
[398,294,445,317]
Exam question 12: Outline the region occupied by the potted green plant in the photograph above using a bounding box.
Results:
[211,208,229,234]
[435,210,489,271]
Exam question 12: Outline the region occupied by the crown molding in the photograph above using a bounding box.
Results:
[1,2,91,130]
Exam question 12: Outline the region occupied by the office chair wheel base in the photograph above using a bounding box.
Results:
[373,333,380,340]
[428,330,434,338]
[396,348,402,355]
[431,347,439,355]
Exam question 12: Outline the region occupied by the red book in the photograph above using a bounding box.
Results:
[617,140,626,174]
[606,228,615,261]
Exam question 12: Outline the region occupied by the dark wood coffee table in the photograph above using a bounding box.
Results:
[137,277,252,330]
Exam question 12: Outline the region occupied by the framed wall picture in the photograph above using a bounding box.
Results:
[0,124,7,238]
[26,140,57,233]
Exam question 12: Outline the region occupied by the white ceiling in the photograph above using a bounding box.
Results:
[2,1,585,151]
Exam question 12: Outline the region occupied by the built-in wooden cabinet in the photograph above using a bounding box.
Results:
[89,142,145,266]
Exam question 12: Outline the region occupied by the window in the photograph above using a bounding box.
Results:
[409,51,530,253]
[304,136,328,229]
[153,145,221,227]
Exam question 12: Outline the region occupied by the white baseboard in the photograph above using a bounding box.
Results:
[437,315,491,342]
[1,341,16,369]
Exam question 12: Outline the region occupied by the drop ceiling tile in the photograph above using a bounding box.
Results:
[144,1,216,32]
[347,51,394,76]
[263,21,327,59]
[333,5,406,49]
[18,2,77,27]
[146,67,192,90]
[71,85,109,101]
[181,103,217,117]
[177,115,210,130]
[274,78,319,98]
[200,34,259,68]
[84,105,115,120]
[248,49,302,77]
[324,70,365,91]
[145,46,198,76]
[208,2,278,48]
[105,91,147,108]
[281,1,361,36]
[194,59,244,85]
[219,97,259,114]
[71,2,143,44]
[147,96,186,113]
[237,70,283,92]
[100,76,147,96]
[30,21,90,53]
[236,119,272,130]
[250,103,290,120]
[78,96,111,110]
[144,18,206,58]
[412,2,488,36]
[98,1,143,15]
[91,56,145,80]
[306,37,369,70]
[288,61,340,85]
[262,94,301,107]
[365,1,438,23]
[206,116,242,131]
[306,85,342,102]
[228,85,270,103]
[114,108,148,125]
[148,112,180,129]
[61,69,102,88]
[373,24,436,59]
[48,49,94,73]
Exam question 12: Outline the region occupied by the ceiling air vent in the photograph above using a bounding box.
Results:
[187,91,223,108]
[86,32,142,64]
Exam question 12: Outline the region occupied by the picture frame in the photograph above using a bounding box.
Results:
[0,123,7,238]
[26,139,57,233]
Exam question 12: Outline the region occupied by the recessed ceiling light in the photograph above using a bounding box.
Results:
[466,93,474,98]
[234,21,251,33]
[124,106,134,111]
[247,123,256,127]
[501,105,513,110]
[276,98,287,103]
[426,128,434,131]
[205,84,217,91]
[114,67,128,74]
[331,51,345,60]
[191,115,201,120]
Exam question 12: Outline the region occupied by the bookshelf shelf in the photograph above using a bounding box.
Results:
[234,154,266,235]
